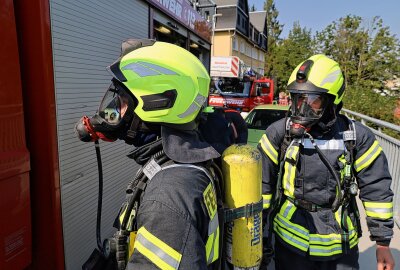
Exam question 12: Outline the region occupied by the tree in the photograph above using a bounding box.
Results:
[315,15,400,90]
[315,15,400,123]
[263,0,283,94]
[272,22,315,91]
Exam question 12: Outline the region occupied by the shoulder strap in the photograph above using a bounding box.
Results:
[161,163,215,182]
[340,114,356,166]
[279,117,292,162]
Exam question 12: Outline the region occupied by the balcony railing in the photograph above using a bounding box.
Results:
[342,108,400,228]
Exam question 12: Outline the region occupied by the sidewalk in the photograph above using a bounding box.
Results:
[266,199,400,270]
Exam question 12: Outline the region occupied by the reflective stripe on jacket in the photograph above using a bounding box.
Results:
[258,115,393,260]
[128,164,220,269]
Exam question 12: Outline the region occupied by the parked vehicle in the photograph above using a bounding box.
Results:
[244,104,289,146]
[208,56,275,112]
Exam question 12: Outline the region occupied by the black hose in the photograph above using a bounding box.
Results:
[94,140,104,252]
[305,133,342,212]
[122,150,167,229]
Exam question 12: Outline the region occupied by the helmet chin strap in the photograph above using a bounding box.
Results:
[125,112,142,144]
[315,103,338,133]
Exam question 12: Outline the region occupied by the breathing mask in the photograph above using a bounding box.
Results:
[75,79,138,144]
[289,91,330,137]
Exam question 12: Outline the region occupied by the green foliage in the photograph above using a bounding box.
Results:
[263,0,283,88]
[344,85,398,123]
[273,22,316,92]
[315,15,400,90]
[262,9,400,125]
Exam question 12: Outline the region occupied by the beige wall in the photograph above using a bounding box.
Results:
[212,30,266,75]
[212,32,231,56]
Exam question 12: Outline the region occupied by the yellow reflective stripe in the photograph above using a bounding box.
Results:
[134,227,182,270]
[204,180,219,264]
[273,222,309,252]
[354,140,382,172]
[262,194,272,209]
[280,199,296,219]
[119,204,127,225]
[350,236,359,248]
[205,227,219,264]
[275,214,309,239]
[310,230,357,246]
[203,183,217,218]
[309,230,358,256]
[310,233,341,245]
[363,201,393,219]
[282,146,299,197]
[334,208,341,226]
[274,199,310,252]
[260,134,278,165]
[309,245,342,257]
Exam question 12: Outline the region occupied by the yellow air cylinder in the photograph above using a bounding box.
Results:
[222,144,262,269]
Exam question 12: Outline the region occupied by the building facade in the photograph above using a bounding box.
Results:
[206,0,267,76]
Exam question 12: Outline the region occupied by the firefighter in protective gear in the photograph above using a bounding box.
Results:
[75,39,222,269]
[258,55,395,270]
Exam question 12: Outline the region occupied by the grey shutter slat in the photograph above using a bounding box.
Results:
[49,0,148,269]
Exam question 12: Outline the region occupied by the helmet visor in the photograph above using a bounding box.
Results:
[98,83,131,125]
[290,92,329,119]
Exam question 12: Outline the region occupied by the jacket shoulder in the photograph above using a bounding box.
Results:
[352,120,377,148]
[264,118,287,147]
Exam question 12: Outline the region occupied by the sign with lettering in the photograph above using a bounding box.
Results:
[147,0,211,42]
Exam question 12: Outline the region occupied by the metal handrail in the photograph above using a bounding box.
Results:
[342,108,400,228]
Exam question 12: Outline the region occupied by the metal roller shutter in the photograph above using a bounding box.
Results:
[49,0,148,268]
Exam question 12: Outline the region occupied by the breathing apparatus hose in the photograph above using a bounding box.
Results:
[94,140,104,252]
[121,150,168,230]
[304,132,342,212]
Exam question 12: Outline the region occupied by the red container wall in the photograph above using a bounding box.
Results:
[0,0,32,269]
[14,0,65,269]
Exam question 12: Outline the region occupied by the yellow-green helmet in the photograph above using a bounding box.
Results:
[287,54,345,105]
[108,39,210,129]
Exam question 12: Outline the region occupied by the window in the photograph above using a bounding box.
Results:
[214,77,251,97]
[259,51,265,62]
[245,45,252,57]
[254,30,259,42]
[240,42,245,53]
[246,109,287,130]
[205,11,210,22]
[252,47,257,59]
[232,37,238,51]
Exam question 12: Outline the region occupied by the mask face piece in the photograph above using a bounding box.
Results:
[288,92,330,137]
[74,80,136,143]
[291,92,328,120]
[98,85,131,126]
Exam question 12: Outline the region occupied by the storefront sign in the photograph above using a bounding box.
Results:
[148,0,211,42]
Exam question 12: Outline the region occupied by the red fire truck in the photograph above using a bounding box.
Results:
[208,56,274,112]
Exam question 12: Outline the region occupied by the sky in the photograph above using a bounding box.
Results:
[248,0,400,39]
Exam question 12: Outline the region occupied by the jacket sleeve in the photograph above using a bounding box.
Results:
[257,120,285,210]
[354,122,394,245]
[127,199,209,270]
[230,112,248,144]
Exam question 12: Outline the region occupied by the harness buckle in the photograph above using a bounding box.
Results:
[289,198,320,212]
[244,203,254,218]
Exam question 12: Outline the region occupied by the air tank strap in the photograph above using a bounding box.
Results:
[223,199,263,223]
